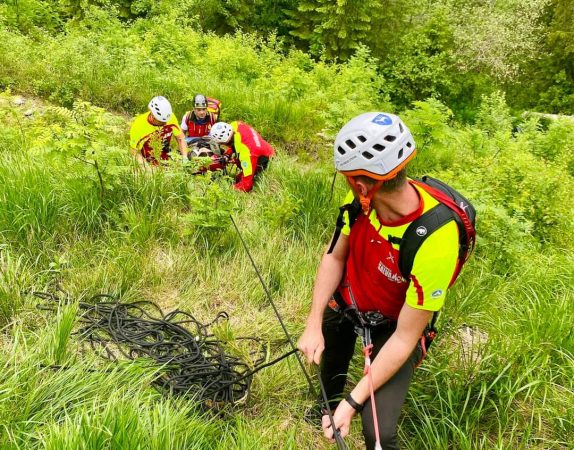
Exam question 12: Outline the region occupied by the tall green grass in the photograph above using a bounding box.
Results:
[1,90,573,448]
[0,13,385,144]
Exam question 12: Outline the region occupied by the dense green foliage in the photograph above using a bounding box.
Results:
[0,1,573,449]
[0,6,392,146]
[1,0,574,119]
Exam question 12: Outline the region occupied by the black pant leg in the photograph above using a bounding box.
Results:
[320,306,357,409]
[255,155,269,173]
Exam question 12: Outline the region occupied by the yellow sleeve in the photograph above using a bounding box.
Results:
[129,128,138,149]
[235,136,253,177]
[129,115,145,150]
[168,115,182,137]
[341,190,356,236]
[405,220,459,311]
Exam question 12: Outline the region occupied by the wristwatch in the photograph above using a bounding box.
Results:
[345,393,364,412]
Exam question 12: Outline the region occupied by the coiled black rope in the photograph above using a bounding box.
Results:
[34,291,296,407]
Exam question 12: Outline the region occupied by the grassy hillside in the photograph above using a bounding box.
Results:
[0,8,388,147]
[1,12,573,449]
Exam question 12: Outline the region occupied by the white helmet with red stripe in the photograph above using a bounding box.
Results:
[334,112,416,180]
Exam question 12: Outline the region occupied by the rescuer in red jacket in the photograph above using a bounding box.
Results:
[208,121,275,192]
[180,94,221,142]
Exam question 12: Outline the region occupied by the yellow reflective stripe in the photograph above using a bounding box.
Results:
[341,190,356,236]
[234,130,253,176]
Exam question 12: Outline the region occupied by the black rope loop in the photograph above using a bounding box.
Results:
[32,291,295,408]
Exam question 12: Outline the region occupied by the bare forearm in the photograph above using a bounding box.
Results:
[306,254,345,327]
[350,333,417,404]
[298,250,346,364]
[177,135,188,157]
[299,234,349,364]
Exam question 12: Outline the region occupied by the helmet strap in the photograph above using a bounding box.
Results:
[346,176,384,215]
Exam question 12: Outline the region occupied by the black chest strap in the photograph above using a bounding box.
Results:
[327,200,362,254]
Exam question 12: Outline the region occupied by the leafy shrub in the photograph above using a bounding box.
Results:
[0,14,387,148]
[403,98,458,174]
[475,91,513,137]
[182,178,238,234]
[531,118,574,165]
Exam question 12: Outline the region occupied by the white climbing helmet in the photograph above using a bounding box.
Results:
[334,112,416,180]
[193,94,208,109]
[209,122,233,143]
[148,96,173,122]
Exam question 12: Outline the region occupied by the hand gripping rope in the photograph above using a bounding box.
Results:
[230,215,350,450]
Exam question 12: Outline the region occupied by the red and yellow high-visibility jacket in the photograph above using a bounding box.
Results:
[129,112,182,163]
[338,182,459,319]
[230,121,275,178]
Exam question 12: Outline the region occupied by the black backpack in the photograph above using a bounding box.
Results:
[328,176,476,286]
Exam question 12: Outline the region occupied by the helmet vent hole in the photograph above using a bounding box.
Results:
[406,142,412,148]
[337,146,346,155]
[362,151,374,160]
[345,139,356,149]
[399,123,404,133]
[384,135,396,142]
[357,135,367,143]
[398,148,404,159]
[372,144,385,152]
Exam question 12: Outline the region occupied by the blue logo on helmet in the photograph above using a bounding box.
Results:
[371,114,393,126]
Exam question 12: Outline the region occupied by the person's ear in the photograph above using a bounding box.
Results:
[354,179,370,197]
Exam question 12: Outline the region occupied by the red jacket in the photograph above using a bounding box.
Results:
[182,111,217,138]
[230,121,275,192]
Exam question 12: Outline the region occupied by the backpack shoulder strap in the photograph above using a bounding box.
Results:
[327,198,361,254]
[400,177,476,286]
[398,203,455,279]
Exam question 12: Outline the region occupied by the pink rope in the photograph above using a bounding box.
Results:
[363,344,382,449]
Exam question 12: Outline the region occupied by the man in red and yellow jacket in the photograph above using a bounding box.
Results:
[298,113,462,449]
[129,96,188,165]
[208,121,275,192]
